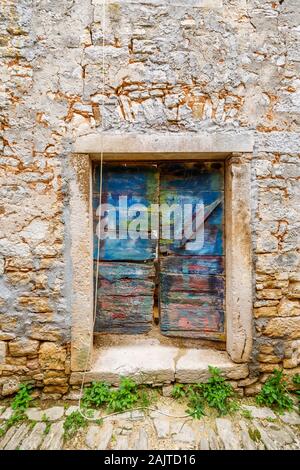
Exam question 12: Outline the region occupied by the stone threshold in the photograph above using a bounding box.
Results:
[70,336,249,386]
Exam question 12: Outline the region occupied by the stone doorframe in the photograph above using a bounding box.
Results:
[69,133,254,372]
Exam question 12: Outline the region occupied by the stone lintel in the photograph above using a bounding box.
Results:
[73,132,254,156]
[98,1,223,9]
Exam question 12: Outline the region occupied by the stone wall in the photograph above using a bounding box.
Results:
[0,0,300,398]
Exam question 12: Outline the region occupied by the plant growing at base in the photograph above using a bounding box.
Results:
[293,373,300,386]
[82,377,142,414]
[82,381,110,408]
[12,383,33,411]
[63,411,88,440]
[256,369,293,412]
[0,384,33,437]
[171,366,236,419]
[107,377,139,413]
[292,373,300,411]
[200,366,235,415]
[186,388,205,419]
[42,414,51,435]
[172,383,186,400]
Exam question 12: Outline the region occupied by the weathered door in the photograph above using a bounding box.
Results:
[93,164,158,333]
[93,162,225,340]
[159,162,225,340]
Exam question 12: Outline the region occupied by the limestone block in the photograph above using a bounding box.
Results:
[4,423,30,450]
[244,383,262,396]
[0,331,15,340]
[26,358,39,370]
[256,289,282,300]
[0,257,4,275]
[18,296,52,313]
[2,378,20,396]
[153,418,170,439]
[216,418,240,450]
[28,324,62,341]
[238,377,258,387]
[39,342,67,370]
[259,344,274,355]
[288,282,300,299]
[133,428,148,450]
[86,423,113,450]
[9,339,39,357]
[242,405,276,420]
[283,358,299,368]
[257,354,281,364]
[0,341,6,363]
[20,423,46,450]
[259,363,281,373]
[26,408,44,421]
[263,317,300,339]
[43,385,68,394]
[281,411,300,426]
[175,348,248,382]
[42,406,64,421]
[278,298,300,316]
[43,377,68,386]
[6,357,27,366]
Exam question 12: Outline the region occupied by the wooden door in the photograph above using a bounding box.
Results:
[93,162,225,340]
[93,164,158,333]
[159,162,225,340]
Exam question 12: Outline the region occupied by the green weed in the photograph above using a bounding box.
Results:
[63,411,88,440]
[200,366,236,415]
[12,384,33,412]
[171,367,236,419]
[82,381,110,408]
[248,427,261,442]
[186,388,205,419]
[107,377,139,413]
[172,384,187,400]
[292,373,300,411]
[256,369,293,413]
[42,414,51,435]
[241,409,253,420]
[0,384,33,437]
[82,377,146,414]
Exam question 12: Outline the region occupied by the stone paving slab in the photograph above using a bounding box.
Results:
[40,421,64,450]
[0,424,20,449]
[239,420,256,450]
[0,398,299,451]
[0,407,13,420]
[242,405,277,420]
[20,422,46,450]
[4,423,30,450]
[86,422,113,450]
[216,418,240,450]
[281,411,300,426]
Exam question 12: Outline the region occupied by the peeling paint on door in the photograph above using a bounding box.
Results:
[93,162,225,339]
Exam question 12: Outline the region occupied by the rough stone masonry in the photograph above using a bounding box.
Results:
[0,0,300,399]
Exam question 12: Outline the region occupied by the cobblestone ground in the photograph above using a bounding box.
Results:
[0,397,299,451]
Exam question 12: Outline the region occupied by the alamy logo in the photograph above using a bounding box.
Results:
[94,196,217,251]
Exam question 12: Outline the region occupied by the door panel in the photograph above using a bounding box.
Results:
[93,164,158,261]
[94,262,155,334]
[159,162,225,339]
[93,164,158,334]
